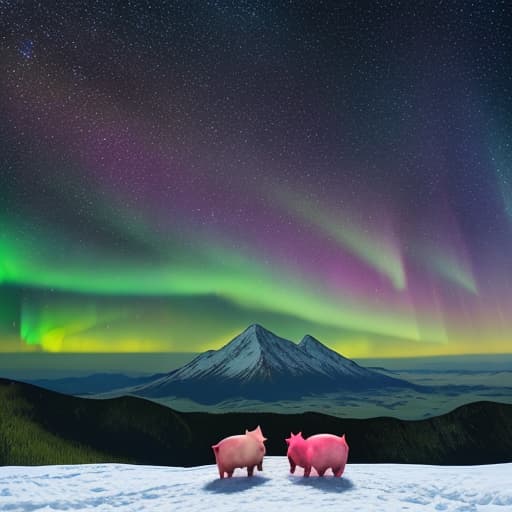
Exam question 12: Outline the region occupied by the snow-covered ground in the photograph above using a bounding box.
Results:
[0,457,511,512]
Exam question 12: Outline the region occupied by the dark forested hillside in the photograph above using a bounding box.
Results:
[1,378,511,467]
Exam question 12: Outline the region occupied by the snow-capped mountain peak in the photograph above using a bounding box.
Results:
[139,324,319,389]
[298,334,406,382]
[298,334,367,377]
[299,334,340,357]
[134,325,412,401]
[299,334,355,364]
[210,323,319,378]
[221,323,288,353]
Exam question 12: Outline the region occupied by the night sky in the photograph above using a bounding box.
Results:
[1,1,512,358]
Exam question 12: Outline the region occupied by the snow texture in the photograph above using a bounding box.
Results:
[1,456,511,512]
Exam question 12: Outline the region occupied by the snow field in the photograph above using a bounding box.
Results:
[1,457,511,512]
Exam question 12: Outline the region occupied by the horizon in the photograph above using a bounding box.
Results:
[3,347,512,380]
[0,322,512,360]
[1,318,512,362]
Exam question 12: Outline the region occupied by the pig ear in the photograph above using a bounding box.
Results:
[285,437,291,445]
[298,431,302,437]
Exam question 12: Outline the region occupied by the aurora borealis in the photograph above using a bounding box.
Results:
[1,2,512,358]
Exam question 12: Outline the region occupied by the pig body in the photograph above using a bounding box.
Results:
[212,426,267,478]
[286,432,349,478]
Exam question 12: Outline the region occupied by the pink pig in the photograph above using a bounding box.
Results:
[286,432,349,477]
[212,426,267,479]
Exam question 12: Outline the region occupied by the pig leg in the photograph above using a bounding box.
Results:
[303,466,311,478]
[227,470,234,478]
[317,467,326,477]
[218,466,225,479]
[333,464,345,478]
[288,456,296,474]
[247,465,255,477]
[257,460,263,471]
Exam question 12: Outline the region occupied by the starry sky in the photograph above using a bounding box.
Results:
[1,1,512,358]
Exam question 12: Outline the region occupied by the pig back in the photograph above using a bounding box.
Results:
[307,434,348,468]
[214,435,264,469]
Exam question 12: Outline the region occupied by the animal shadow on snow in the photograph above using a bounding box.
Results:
[290,475,355,494]
[204,475,271,494]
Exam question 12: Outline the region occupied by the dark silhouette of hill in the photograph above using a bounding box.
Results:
[1,378,511,467]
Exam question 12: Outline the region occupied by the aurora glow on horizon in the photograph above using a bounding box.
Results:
[1,2,512,358]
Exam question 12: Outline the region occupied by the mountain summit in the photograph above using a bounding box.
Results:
[298,335,381,380]
[134,324,411,403]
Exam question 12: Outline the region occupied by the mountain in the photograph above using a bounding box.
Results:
[298,334,403,384]
[2,378,512,466]
[133,324,413,403]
